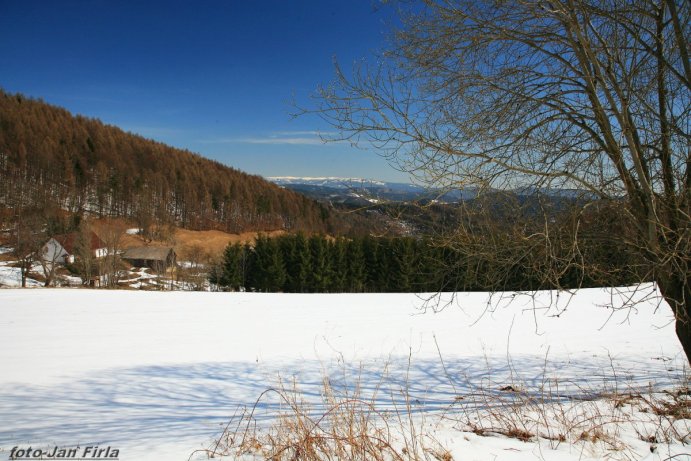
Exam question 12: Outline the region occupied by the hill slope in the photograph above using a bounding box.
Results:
[0,90,340,234]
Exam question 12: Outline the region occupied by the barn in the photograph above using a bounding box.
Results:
[122,247,177,273]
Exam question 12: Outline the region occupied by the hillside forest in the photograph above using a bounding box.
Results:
[0,90,376,236]
[0,89,648,293]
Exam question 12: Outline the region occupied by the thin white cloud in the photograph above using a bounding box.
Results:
[200,131,345,146]
[273,130,339,137]
[197,137,237,144]
[241,137,327,145]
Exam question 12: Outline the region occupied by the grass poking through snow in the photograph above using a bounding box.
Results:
[194,357,691,461]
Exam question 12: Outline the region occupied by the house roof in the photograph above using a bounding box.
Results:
[53,231,106,255]
[122,246,175,261]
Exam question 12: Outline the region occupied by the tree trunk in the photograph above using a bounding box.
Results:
[20,262,27,288]
[658,275,691,365]
[676,312,691,366]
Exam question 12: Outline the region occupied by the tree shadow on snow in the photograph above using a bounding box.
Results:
[0,352,683,452]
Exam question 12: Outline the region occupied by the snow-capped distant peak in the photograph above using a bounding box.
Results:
[266,176,389,188]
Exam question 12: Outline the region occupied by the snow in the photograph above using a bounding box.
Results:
[125,228,142,235]
[267,176,389,187]
[0,261,40,287]
[61,274,83,286]
[179,260,205,269]
[0,286,688,460]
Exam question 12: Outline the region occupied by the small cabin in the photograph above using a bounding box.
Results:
[122,246,177,273]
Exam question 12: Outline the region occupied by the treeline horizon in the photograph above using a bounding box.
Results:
[0,89,380,236]
[210,231,646,294]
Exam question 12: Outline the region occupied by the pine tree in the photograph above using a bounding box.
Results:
[361,236,380,292]
[277,235,298,292]
[374,238,393,292]
[309,235,331,292]
[251,235,286,292]
[345,237,366,292]
[330,238,348,292]
[220,243,245,291]
[293,233,312,292]
[391,238,415,292]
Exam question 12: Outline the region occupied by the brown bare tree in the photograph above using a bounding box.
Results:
[74,220,98,286]
[314,1,690,360]
[179,243,213,291]
[11,207,47,287]
[98,220,127,288]
[38,237,62,287]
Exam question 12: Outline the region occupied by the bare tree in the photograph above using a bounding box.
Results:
[11,208,47,287]
[99,220,127,288]
[39,237,62,287]
[314,1,690,360]
[179,243,212,291]
[74,220,98,286]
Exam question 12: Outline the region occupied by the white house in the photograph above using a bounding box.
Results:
[42,231,108,265]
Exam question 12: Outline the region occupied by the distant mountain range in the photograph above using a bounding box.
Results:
[266,176,476,205]
[266,176,593,206]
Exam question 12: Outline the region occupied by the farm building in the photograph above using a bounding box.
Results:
[122,246,177,272]
[43,231,108,265]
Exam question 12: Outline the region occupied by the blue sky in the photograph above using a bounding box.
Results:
[0,1,411,182]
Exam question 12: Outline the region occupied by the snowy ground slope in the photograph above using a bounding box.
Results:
[0,286,687,460]
[0,261,40,288]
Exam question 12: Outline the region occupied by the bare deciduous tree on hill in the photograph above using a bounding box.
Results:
[314,1,690,360]
[99,220,127,288]
[74,220,98,285]
[11,208,46,288]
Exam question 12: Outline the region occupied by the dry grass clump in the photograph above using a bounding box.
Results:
[632,388,691,445]
[646,388,691,420]
[188,354,691,461]
[193,376,451,461]
[454,377,631,451]
[449,366,691,458]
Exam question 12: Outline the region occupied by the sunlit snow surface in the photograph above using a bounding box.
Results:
[0,286,686,460]
[0,261,41,287]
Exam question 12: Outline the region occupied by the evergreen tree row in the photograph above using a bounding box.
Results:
[210,234,441,293]
[210,232,646,294]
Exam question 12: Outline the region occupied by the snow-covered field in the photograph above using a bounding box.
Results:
[0,286,688,460]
